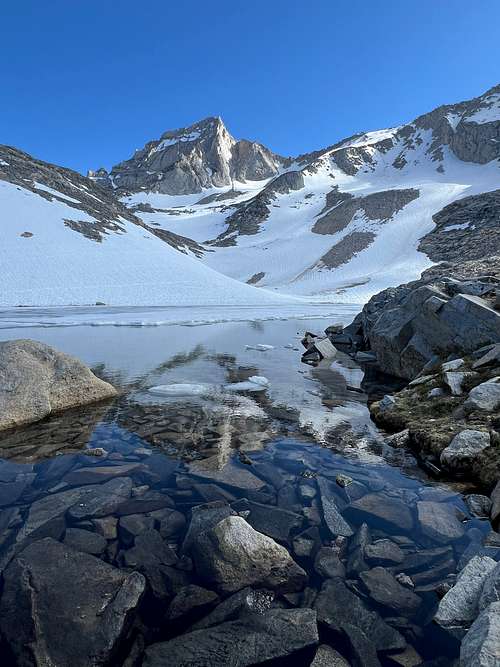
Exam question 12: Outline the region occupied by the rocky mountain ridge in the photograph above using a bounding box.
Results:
[89,116,288,195]
[1,83,499,305]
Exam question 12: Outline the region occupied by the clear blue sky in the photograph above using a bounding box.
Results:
[2,0,499,174]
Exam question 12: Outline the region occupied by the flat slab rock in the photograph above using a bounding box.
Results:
[317,478,353,537]
[0,339,117,432]
[344,493,413,533]
[417,501,465,544]
[143,608,319,667]
[0,538,145,667]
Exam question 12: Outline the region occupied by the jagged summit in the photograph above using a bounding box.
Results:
[90,116,287,195]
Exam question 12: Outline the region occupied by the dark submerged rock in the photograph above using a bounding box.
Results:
[0,538,145,667]
[143,608,319,667]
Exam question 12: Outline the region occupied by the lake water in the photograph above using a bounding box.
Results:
[0,307,493,665]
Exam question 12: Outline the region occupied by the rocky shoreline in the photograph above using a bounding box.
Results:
[311,257,500,664]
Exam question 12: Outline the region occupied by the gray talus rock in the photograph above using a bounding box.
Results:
[191,515,307,594]
[435,555,497,632]
[440,430,492,471]
[417,501,465,543]
[0,339,117,432]
[143,608,318,667]
[464,378,500,413]
[0,538,145,667]
[460,601,500,667]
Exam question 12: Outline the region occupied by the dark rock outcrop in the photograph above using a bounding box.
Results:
[0,538,145,667]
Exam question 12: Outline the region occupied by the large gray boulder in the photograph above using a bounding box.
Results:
[0,339,117,431]
[350,257,500,379]
[435,555,497,633]
[460,601,500,667]
[0,538,145,667]
[440,430,492,471]
[464,378,500,413]
[143,608,318,667]
[191,515,307,594]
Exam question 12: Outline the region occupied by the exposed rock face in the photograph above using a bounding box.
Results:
[0,538,145,667]
[0,339,117,432]
[312,188,419,235]
[106,117,287,195]
[210,169,304,245]
[350,257,500,379]
[190,515,307,593]
[419,189,500,263]
[144,608,319,667]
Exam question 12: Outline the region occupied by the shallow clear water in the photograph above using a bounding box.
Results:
[0,310,493,665]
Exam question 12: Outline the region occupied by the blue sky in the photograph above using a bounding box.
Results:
[1,1,499,174]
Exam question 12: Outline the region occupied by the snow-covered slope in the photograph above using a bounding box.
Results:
[122,84,500,303]
[0,147,301,307]
[1,85,499,307]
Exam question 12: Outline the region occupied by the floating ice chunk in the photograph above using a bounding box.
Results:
[148,383,212,397]
[247,376,269,387]
[245,344,274,351]
[330,361,364,389]
[225,375,270,392]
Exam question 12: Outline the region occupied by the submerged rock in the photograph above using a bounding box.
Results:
[0,538,145,667]
[417,501,465,544]
[360,567,421,615]
[345,493,413,533]
[314,578,406,652]
[0,339,117,432]
[317,478,353,537]
[191,515,307,594]
[144,608,318,667]
[190,587,275,631]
